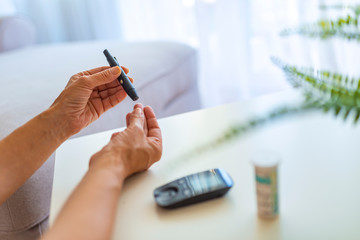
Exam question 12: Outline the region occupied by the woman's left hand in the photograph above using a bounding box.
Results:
[50,66,133,137]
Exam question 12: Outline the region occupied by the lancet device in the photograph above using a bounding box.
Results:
[103,49,139,101]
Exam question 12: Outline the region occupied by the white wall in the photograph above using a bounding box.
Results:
[0,0,16,16]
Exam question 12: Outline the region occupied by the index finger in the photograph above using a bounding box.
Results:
[120,66,130,74]
[144,106,161,141]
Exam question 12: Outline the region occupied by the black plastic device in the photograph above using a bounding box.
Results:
[154,168,233,209]
[103,49,139,101]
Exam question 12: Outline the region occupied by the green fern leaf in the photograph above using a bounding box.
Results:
[281,14,360,41]
[319,4,360,17]
[272,57,360,122]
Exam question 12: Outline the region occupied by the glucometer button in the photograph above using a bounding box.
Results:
[178,179,185,184]
[167,189,177,197]
[156,187,178,202]
[183,189,191,196]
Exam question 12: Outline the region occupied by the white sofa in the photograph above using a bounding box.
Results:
[0,38,201,238]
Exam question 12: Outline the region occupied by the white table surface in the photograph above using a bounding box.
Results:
[50,91,360,240]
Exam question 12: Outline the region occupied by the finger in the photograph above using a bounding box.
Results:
[144,106,162,141]
[133,103,143,110]
[111,132,120,140]
[98,85,122,99]
[128,105,145,129]
[126,113,131,127]
[97,68,132,92]
[96,78,120,92]
[95,89,127,112]
[90,85,128,113]
[69,66,112,88]
[133,103,146,133]
[97,66,129,91]
[121,66,129,74]
[133,103,147,135]
[82,66,111,76]
[84,66,121,89]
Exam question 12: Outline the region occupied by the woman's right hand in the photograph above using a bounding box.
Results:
[89,103,162,180]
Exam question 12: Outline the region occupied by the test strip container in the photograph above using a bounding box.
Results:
[251,151,280,219]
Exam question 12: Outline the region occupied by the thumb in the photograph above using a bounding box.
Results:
[85,66,121,88]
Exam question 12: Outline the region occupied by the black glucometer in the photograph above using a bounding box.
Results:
[154,168,233,209]
[103,49,139,101]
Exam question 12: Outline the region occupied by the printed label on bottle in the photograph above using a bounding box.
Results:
[255,168,278,218]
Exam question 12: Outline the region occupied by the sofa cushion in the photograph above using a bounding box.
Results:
[0,16,36,52]
[0,40,199,139]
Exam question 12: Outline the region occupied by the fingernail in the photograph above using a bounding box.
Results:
[135,108,142,114]
[111,66,121,75]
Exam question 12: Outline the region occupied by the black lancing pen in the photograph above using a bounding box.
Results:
[103,49,139,101]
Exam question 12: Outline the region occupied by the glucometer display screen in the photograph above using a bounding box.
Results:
[187,169,226,194]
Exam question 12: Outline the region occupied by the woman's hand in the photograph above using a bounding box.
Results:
[42,104,161,240]
[89,103,162,180]
[50,66,134,137]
